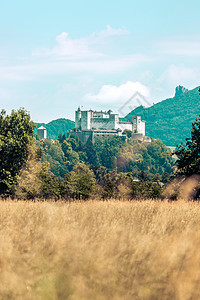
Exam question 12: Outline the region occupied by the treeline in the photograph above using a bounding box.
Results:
[37,133,175,182]
[0,109,175,200]
[16,155,162,200]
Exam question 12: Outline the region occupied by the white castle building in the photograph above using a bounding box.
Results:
[68,107,146,143]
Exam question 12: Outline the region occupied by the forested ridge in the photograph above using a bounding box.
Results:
[125,86,200,146]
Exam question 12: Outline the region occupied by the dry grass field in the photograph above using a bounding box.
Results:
[1,199,200,299]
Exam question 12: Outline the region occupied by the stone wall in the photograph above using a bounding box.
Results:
[91,118,115,130]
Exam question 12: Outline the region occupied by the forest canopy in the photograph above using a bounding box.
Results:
[37,134,175,183]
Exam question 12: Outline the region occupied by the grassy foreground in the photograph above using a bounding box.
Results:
[1,200,200,299]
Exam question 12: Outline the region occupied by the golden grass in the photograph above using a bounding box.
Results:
[1,199,200,299]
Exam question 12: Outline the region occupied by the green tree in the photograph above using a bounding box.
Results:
[175,116,200,176]
[0,108,35,195]
[40,162,61,200]
[123,129,132,138]
[58,133,66,143]
[94,136,124,170]
[64,162,96,199]
[117,139,175,182]
[37,139,69,177]
[83,140,99,167]
[15,143,42,200]
[131,181,162,199]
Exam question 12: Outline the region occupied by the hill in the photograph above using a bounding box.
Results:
[125,86,200,146]
[35,118,75,140]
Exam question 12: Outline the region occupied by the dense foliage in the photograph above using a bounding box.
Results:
[162,109,200,201]
[38,134,174,183]
[175,116,200,176]
[117,139,174,181]
[31,134,174,200]
[0,109,35,195]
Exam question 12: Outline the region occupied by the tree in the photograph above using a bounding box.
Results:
[0,108,35,195]
[40,162,61,200]
[15,143,42,200]
[58,133,66,143]
[123,129,132,138]
[94,136,124,170]
[117,139,175,182]
[83,140,99,167]
[64,162,96,199]
[175,116,200,176]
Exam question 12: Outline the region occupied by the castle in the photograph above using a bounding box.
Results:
[67,107,146,143]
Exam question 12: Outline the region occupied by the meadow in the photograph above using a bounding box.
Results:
[1,199,200,299]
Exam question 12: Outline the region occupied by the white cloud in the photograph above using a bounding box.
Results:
[33,25,129,59]
[84,81,151,116]
[33,32,102,59]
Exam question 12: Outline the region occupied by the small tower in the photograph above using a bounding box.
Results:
[75,107,81,129]
[37,126,47,139]
[132,116,145,136]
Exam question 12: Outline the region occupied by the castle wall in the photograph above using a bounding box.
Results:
[68,130,94,143]
[91,117,116,130]
[131,133,144,142]
[116,122,133,132]
[69,129,127,143]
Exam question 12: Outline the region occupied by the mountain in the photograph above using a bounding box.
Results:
[124,86,200,146]
[35,118,75,140]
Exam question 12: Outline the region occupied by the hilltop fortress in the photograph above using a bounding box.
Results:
[67,107,147,143]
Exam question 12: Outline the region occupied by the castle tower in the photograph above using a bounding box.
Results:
[81,110,92,130]
[37,126,47,139]
[132,116,145,135]
[75,107,81,129]
[109,113,119,129]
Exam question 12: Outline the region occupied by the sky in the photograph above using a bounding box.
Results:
[1,0,200,123]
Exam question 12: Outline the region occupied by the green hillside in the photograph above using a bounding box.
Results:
[125,86,200,146]
[35,118,75,140]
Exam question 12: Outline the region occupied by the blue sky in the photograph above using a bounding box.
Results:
[1,0,200,122]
